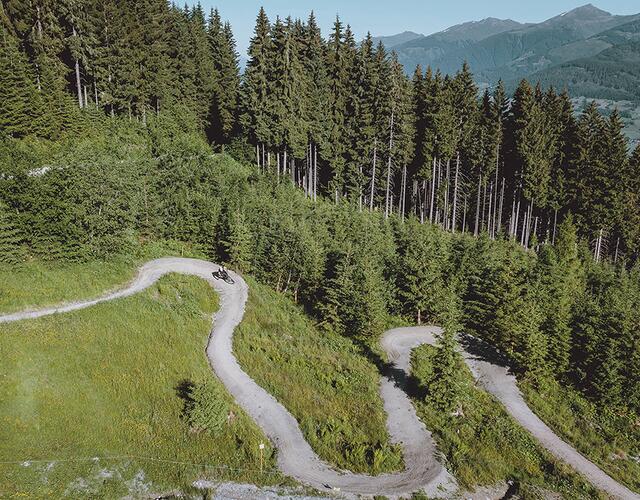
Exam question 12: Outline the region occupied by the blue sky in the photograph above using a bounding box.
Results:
[193,1,640,54]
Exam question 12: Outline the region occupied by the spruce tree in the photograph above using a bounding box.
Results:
[240,8,272,160]
[0,25,40,136]
[0,201,24,263]
[223,210,253,273]
[207,11,240,145]
[429,292,462,413]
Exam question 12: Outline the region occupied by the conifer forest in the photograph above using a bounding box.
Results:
[0,1,639,498]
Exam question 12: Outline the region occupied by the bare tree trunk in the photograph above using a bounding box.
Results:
[401,164,407,221]
[474,175,481,236]
[514,198,521,240]
[385,111,395,219]
[444,159,450,230]
[520,205,527,246]
[452,153,459,232]
[526,201,534,248]
[313,144,318,202]
[462,196,467,234]
[532,216,539,249]
[284,149,287,179]
[73,26,83,109]
[482,179,488,232]
[256,145,260,169]
[94,82,98,107]
[509,197,516,236]
[370,139,377,211]
[614,237,620,262]
[552,208,558,245]
[493,146,499,237]
[497,178,505,235]
[429,157,436,223]
[487,182,493,239]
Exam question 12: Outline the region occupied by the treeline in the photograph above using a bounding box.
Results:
[1,3,639,262]
[1,125,638,416]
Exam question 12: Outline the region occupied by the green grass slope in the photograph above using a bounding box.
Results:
[234,276,403,474]
[0,274,283,498]
[0,258,136,314]
[522,380,640,492]
[410,344,604,498]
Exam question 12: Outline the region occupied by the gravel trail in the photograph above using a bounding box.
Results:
[1,257,636,499]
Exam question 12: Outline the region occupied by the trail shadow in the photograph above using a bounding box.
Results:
[175,379,195,418]
[351,337,430,401]
[458,333,512,370]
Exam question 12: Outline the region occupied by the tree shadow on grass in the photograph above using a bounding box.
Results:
[175,379,195,419]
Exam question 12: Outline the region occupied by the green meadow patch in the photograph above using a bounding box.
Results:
[409,344,604,499]
[0,274,283,498]
[234,276,403,474]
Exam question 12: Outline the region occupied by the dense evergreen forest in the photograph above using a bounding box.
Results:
[0,0,639,442]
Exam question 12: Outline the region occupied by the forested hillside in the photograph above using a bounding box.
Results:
[1,2,639,492]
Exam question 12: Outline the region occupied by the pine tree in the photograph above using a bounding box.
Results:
[429,292,462,413]
[537,215,582,377]
[321,246,387,338]
[300,11,329,199]
[0,201,24,263]
[0,25,40,136]
[396,220,448,324]
[207,11,240,145]
[223,210,253,273]
[240,8,271,162]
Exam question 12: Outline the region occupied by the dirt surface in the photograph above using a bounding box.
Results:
[2,257,637,499]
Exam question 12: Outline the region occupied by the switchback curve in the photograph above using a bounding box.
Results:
[1,258,637,499]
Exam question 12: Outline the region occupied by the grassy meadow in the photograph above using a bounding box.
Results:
[521,380,640,493]
[0,240,206,314]
[0,274,284,498]
[409,344,605,499]
[0,258,136,314]
[234,276,403,474]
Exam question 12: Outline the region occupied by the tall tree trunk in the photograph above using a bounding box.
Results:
[401,164,407,221]
[452,153,459,232]
[370,139,377,211]
[429,157,436,223]
[514,198,521,240]
[493,146,499,237]
[488,182,493,238]
[474,175,481,236]
[385,111,395,219]
[314,144,318,202]
[73,26,83,109]
[462,196,467,233]
[497,178,505,235]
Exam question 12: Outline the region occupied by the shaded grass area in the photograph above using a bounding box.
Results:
[521,379,640,493]
[0,274,284,498]
[0,240,206,314]
[234,276,403,474]
[409,344,605,499]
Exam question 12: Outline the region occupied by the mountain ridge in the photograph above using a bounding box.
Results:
[375,3,640,105]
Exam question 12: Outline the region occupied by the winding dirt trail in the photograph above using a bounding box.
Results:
[1,258,637,499]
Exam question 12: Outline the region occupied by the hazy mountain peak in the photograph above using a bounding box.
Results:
[563,4,612,18]
[552,4,612,22]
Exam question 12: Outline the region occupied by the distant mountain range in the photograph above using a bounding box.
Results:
[375,4,640,103]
